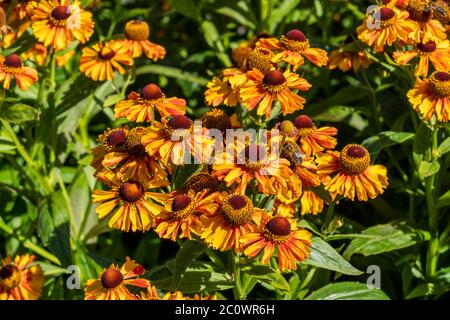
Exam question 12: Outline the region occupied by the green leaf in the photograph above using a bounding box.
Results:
[306,282,390,300]
[215,7,256,29]
[438,137,450,156]
[152,270,234,293]
[343,222,429,259]
[242,265,290,291]
[200,20,220,49]
[37,192,72,266]
[303,237,363,275]
[413,123,431,166]
[169,0,199,20]
[173,240,205,289]
[103,94,124,107]
[269,0,301,33]
[437,190,450,209]
[136,65,209,85]
[418,161,440,179]
[362,131,415,158]
[406,282,448,299]
[2,104,39,124]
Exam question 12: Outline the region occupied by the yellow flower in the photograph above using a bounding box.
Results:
[119,20,166,61]
[357,6,415,52]
[79,40,134,81]
[200,193,264,252]
[393,39,450,77]
[115,83,186,122]
[316,144,389,201]
[84,257,150,300]
[407,71,450,122]
[406,0,447,43]
[241,215,312,271]
[154,189,219,241]
[92,169,169,232]
[239,69,311,118]
[31,0,94,51]
[0,54,38,90]
[0,254,44,300]
[257,29,328,71]
[205,68,246,107]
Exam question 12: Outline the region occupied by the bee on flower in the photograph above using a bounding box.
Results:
[316,144,389,201]
[84,257,150,300]
[257,29,328,71]
[0,254,44,300]
[407,71,450,122]
[241,215,312,271]
[114,83,187,122]
[92,169,170,232]
[79,40,134,81]
[406,0,447,43]
[0,54,38,90]
[31,0,94,51]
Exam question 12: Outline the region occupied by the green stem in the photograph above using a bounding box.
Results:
[57,174,78,239]
[321,196,338,233]
[231,252,245,300]
[0,217,61,266]
[425,128,440,279]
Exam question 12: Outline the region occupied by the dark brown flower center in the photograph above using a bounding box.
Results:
[434,71,450,81]
[294,115,314,129]
[99,47,116,60]
[285,29,307,42]
[201,108,232,133]
[172,195,192,211]
[106,130,126,147]
[142,84,164,100]
[0,266,13,279]
[241,144,266,163]
[184,172,219,193]
[417,41,436,52]
[266,216,291,236]
[133,265,145,275]
[168,115,192,129]
[263,70,286,86]
[119,181,144,202]
[379,7,395,20]
[346,145,367,158]
[4,54,22,68]
[101,269,123,289]
[51,5,71,20]
[228,195,247,210]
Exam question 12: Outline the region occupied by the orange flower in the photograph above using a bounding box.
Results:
[257,29,328,71]
[407,71,450,121]
[205,68,246,107]
[241,215,312,271]
[84,257,150,300]
[92,169,169,232]
[239,69,311,117]
[293,115,338,157]
[0,54,38,90]
[91,126,168,182]
[31,0,94,51]
[154,189,218,241]
[316,144,389,201]
[394,39,450,77]
[79,40,134,81]
[212,142,295,195]
[199,193,264,252]
[0,254,44,300]
[119,20,166,61]
[142,115,214,166]
[22,43,48,66]
[357,6,415,52]
[406,0,447,43]
[115,83,186,122]
[328,48,373,72]
[300,190,324,215]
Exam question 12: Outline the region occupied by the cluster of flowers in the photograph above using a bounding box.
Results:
[0,0,393,300]
[346,0,450,122]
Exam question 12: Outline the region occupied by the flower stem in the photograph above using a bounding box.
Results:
[231,252,245,300]
[321,196,338,233]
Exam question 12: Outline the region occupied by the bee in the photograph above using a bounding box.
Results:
[429,0,450,24]
[281,140,306,166]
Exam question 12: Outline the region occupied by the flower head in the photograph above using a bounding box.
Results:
[80,40,134,81]
[0,54,38,90]
[32,0,94,51]
[0,254,44,300]
[85,257,150,300]
[241,215,312,271]
[115,83,187,122]
[316,144,389,201]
